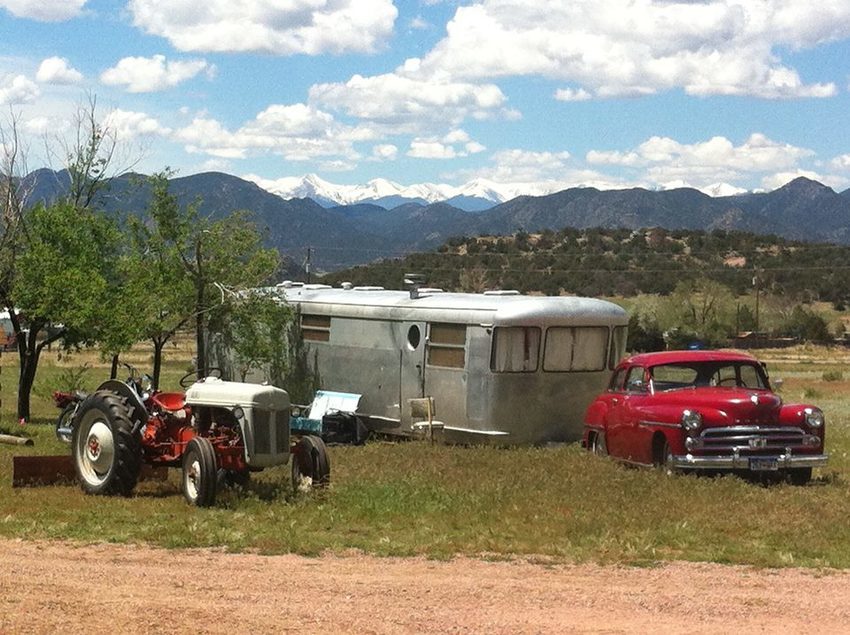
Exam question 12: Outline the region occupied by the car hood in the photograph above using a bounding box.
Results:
[650,387,782,425]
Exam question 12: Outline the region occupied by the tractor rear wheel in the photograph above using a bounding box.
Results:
[72,391,142,497]
[182,437,218,507]
[291,435,331,492]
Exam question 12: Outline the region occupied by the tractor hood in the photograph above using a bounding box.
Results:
[185,378,290,411]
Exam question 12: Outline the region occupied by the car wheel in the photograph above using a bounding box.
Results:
[182,437,218,507]
[590,432,607,456]
[654,437,676,476]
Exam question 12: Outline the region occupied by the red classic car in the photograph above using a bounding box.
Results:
[583,350,828,484]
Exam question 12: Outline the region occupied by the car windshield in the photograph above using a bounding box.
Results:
[649,361,768,392]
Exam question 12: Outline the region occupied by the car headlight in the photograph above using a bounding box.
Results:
[681,409,702,431]
[804,407,824,428]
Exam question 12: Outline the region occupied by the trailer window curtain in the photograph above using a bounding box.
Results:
[608,325,628,369]
[490,327,541,373]
[301,314,331,342]
[427,323,466,368]
[543,326,608,372]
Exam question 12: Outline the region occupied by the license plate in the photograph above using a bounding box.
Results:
[749,457,779,471]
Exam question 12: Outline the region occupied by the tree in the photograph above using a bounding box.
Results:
[118,172,195,388]
[130,175,280,377]
[659,278,737,346]
[213,289,294,382]
[12,201,120,419]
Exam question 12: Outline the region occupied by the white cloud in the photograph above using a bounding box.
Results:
[474,149,576,184]
[36,57,83,84]
[761,170,829,191]
[465,141,486,154]
[415,0,844,99]
[407,129,486,159]
[0,74,39,104]
[129,0,397,55]
[101,55,213,93]
[104,109,171,140]
[409,15,429,30]
[310,72,513,134]
[586,133,822,191]
[173,103,362,161]
[0,0,86,22]
[831,154,850,170]
[555,88,592,102]
[408,139,457,159]
[372,144,398,160]
[589,134,812,173]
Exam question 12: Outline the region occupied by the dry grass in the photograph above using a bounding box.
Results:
[1,343,850,567]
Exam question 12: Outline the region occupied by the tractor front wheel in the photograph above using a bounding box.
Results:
[72,391,142,497]
[182,437,218,507]
[291,435,330,493]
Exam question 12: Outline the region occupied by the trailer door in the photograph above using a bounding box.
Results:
[399,321,427,428]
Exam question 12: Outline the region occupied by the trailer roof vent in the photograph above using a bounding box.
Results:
[303,284,332,290]
[483,289,520,296]
[404,272,426,300]
[341,282,353,290]
[353,285,385,291]
[276,280,304,288]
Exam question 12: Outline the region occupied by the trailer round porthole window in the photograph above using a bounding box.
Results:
[407,325,421,350]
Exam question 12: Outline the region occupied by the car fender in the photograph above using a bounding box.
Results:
[583,399,610,428]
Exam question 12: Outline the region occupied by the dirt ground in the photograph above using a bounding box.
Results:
[1,540,848,634]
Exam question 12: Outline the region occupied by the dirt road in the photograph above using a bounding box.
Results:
[1,539,848,634]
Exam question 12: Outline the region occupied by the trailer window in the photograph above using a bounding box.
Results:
[608,325,628,369]
[543,326,608,372]
[490,327,541,372]
[301,314,331,342]
[427,323,466,368]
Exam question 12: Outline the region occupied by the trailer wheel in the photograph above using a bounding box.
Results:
[291,435,331,492]
[182,437,218,507]
[72,391,142,497]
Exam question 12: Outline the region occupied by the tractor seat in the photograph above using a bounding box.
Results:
[152,392,186,412]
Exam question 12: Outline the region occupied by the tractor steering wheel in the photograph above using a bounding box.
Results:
[179,367,223,388]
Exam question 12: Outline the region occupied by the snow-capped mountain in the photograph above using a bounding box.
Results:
[245,173,754,211]
[245,173,524,210]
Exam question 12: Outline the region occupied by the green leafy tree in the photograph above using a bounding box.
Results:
[12,201,120,419]
[214,290,294,382]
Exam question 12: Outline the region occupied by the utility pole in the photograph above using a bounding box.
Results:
[305,246,312,284]
[752,269,760,332]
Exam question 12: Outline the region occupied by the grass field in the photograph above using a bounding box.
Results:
[2,342,850,568]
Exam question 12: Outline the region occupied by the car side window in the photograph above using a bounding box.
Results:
[609,368,626,391]
[625,366,647,393]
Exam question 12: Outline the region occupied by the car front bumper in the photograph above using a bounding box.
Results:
[671,450,828,471]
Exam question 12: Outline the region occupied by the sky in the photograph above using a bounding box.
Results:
[1,0,850,196]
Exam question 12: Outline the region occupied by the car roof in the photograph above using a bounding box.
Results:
[621,349,759,367]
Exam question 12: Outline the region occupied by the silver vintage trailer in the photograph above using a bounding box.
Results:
[274,283,629,445]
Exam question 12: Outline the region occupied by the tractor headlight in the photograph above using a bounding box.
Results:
[804,407,824,428]
[681,409,703,431]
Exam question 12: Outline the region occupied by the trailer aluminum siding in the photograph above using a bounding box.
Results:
[279,286,628,444]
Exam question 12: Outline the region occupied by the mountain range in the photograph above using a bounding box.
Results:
[18,169,850,272]
[248,173,568,211]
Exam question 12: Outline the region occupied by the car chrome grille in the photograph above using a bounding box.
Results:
[699,426,809,454]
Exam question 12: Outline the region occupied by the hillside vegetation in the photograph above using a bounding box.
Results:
[322,227,850,304]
